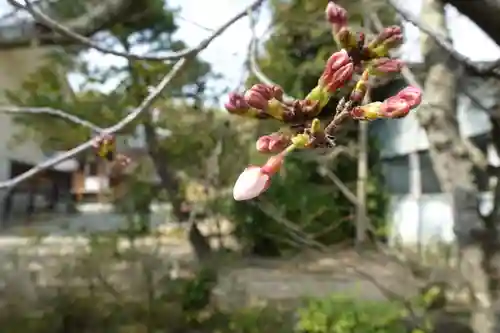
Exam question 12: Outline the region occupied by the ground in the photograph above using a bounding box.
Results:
[0,208,440,309]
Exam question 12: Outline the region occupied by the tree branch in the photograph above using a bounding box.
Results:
[12,0,265,61]
[0,0,133,49]
[0,0,266,189]
[0,106,104,132]
[247,9,295,101]
[385,0,500,79]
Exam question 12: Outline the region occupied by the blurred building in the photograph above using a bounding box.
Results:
[0,2,141,224]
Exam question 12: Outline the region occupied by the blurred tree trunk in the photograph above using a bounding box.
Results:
[419,1,495,333]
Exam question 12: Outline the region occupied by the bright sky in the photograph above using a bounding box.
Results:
[70,0,272,103]
[0,0,500,106]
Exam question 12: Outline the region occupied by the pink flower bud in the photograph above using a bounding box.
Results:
[371,58,404,74]
[372,26,402,47]
[379,96,411,119]
[244,89,269,110]
[225,93,250,115]
[232,153,286,201]
[256,136,271,153]
[321,50,354,92]
[325,1,348,33]
[268,134,290,153]
[249,83,274,100]
[396,86,422,109]
[256,134,290,153]
[243,84,277,110]
[233,166,271,201]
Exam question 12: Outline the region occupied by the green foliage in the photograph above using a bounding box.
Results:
[229,151,388,256]
[297,294,406,333]
[7,0,211,152]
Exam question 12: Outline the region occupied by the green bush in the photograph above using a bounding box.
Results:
[296,294,406,333]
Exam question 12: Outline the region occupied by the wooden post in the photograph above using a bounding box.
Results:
[355,118,369,246]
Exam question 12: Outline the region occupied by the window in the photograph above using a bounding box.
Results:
[381,155,410,194]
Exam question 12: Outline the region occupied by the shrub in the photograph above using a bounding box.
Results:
[296,294,406,333]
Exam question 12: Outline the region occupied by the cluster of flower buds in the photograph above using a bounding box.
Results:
[225,83,324,123]
[233,133,309,200]
[225,1,423,201]
[92,133,131,168]
[326,1,403,59]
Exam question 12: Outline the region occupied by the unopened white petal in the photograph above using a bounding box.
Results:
[233,167,270,201]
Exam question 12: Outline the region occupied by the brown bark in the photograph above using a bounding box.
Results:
[419,1,495,333]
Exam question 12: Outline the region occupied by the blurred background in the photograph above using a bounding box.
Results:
[0,0,497,332]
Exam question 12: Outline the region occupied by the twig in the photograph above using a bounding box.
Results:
[0,0,266,189]
[385,0,500,79]
[247,9,295,101]
[0,106,104,132]
[11,0,265,62]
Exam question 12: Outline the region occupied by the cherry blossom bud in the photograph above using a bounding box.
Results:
[232,153,285,201]
[256,133,291,153]
[370,58,404,75]
[369,26,402,48]
[244,84,276,110]
[396,86,422,109]
[368,26,403,56]
[225,93,250,115]
[92,133,116,161]
[244,90,269,110]
[325,1,347,33]
[233,166,271,201]
[379,96,411,119]
[256,136,271,153]
[320,49,354,92]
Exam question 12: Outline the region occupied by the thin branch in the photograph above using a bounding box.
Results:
[247,9,295,101]
[177,15,216,33]
[12,0,265,62]
[385,0,500,79]
[318,165,358,205]
[0,106,104,132]
[0,0,266,189]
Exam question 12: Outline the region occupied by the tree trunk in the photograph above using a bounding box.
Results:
[419,1,495,332]
[142,121,212,260]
